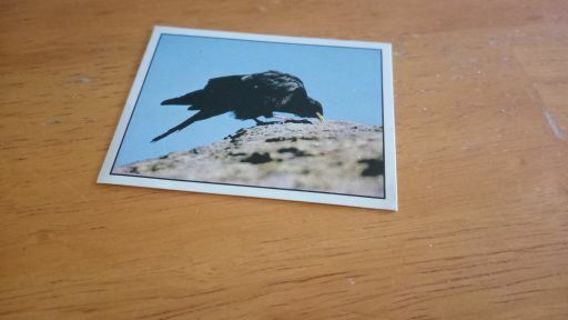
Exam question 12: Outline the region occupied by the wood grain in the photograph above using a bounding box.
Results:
[1,0,567,319]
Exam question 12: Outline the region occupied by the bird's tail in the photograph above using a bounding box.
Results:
[151,111,209,142]
[161,90,205,106]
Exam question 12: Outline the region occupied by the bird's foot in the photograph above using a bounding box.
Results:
[272,116,311,124]
[283,119,313,124]
[253,117,312,126]
[273,115,291,122]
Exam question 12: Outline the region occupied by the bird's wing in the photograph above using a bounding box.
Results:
[243,72,307,106]
[247,72,304,91]
[204,75,245,93]
[162,75,246,109]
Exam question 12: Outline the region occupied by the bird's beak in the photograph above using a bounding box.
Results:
[316,112,324,122]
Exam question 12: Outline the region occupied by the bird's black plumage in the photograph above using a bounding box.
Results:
[151,70,323,142]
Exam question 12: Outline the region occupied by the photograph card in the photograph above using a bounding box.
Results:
[98,26,397,210]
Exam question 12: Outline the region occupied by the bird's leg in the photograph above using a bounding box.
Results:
[254,117,279,126]
[273,115,291,123]
[253,118,267,125]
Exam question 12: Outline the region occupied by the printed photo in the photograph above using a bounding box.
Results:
[98,26,397,210]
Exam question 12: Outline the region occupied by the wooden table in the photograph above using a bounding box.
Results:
[1,1,567,319]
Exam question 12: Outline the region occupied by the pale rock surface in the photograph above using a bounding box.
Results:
[115,120,384,197]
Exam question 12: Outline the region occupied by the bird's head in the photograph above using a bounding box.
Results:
[300,98,324,121]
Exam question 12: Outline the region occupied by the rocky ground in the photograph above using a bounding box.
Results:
[114,120,384,197]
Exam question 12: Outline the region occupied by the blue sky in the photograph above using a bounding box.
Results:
[114,34,383,167]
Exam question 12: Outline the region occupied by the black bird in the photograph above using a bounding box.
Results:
[151,70,324,142]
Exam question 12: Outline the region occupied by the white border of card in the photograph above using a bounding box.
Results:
[97,26,397,211]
